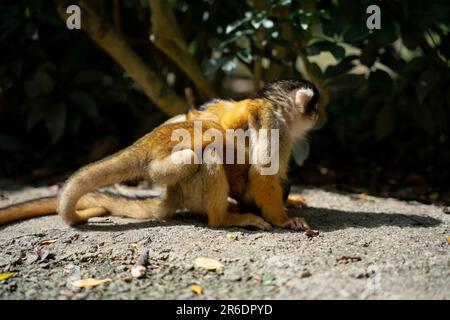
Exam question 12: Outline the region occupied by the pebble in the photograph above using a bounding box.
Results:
[299,270,312,278]
[131,265,146,278]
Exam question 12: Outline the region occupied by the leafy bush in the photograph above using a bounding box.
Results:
[0,0,449,184]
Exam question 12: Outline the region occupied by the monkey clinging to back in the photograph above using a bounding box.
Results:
[0,79,319,232]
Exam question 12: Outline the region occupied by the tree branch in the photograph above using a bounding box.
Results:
[149,0,217,100]
[54,0,188,116]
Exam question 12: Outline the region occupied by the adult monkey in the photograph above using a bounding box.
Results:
[0,79,319,232]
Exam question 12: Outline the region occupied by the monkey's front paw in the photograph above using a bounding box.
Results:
[280,217,310,231]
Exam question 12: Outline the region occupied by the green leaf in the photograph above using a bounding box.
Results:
[375,104,396,141]
[416,68,440,103]
[343,24,369,43]
[68,91,99,119]
[269,37,291,47]
[237,49,252,63]
[24,68,54,98]
[221,57,237,73]
[225,16,251,34]
[262,18,274,29]
[215,30,254,50]
[322,13,348,38]
[250,12,268,29]
[369,70,394,94]
[45,101,66,144]
[329,74,367,89]
[0,135,27,151]
[304,41,346,60]
[271,0,291,6]
[373,20,398,46]
[70,69,111,87]
[324,56,356,79]
[26,97,51,131]
[204,57,225,75]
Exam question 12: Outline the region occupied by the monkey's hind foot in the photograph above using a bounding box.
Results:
[209,213,272,231]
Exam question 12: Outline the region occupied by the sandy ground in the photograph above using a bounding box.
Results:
[0,181,448,300]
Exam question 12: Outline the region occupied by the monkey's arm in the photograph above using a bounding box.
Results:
[244,107,311,231]
[246,169,310,231]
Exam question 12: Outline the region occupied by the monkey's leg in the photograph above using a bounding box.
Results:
[246,170,310,231]
[147,149,200,185]
[75,207,109,220]
[214,213,272,231]
[186,159,271,231]
[74,192,167,221]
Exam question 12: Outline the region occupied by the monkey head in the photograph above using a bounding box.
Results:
[258,79,320,140]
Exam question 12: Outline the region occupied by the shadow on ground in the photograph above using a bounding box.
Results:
[71,207,441,233]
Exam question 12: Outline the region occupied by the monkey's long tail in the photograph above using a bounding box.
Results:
[0,191,163,226]
[0,196,57,226]
[56,145,157,225]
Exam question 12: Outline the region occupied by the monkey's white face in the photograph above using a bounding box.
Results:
[284,88,319,140]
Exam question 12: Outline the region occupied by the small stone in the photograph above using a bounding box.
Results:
[305,229,319,237]
[131,265,146,278]
[226,234,238,240]
[356,273,368,279]
[299,270,312,278]
[135,249,149,267]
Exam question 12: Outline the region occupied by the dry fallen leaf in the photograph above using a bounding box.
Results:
[71,278,112,288]
[194,257,224,271]
[337,256,362,264]
[305,229,319,237]
[253,274,262,283]
[446,237,450,244]
[37,239,57,246]
[0,272,16,281]
[226,234,238,240]
[36,250,54,261]
[190,284,203,295]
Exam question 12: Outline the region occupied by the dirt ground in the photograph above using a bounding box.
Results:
[0,180,448,300]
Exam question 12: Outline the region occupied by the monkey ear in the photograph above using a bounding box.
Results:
[294,88,315,112]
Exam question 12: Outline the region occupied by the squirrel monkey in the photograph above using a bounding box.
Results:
[0,79,319,231]
[186,79,319,230]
